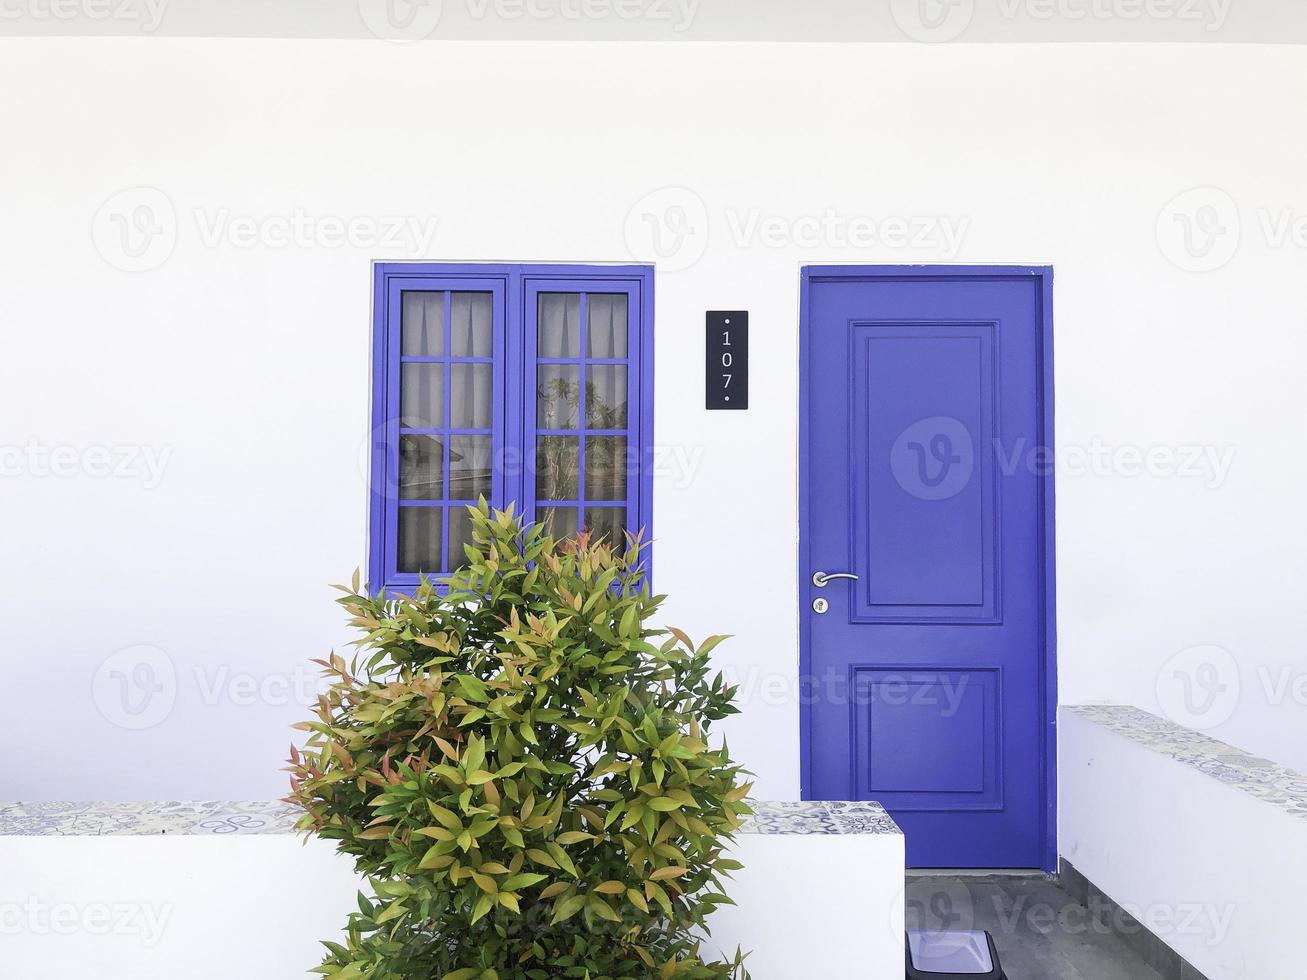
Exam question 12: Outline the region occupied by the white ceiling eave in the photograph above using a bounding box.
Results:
[0,0,1305,43]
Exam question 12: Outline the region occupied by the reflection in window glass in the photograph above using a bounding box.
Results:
[400,363,445,429]
[397,507,442,573]
[399,435,444,500]
[451,363,492,429]
[585,435,627,501]
[538,506,579,541]
[447,506,477,571]
[536,436,579,500]
[449,435,492,501]
[537,365,580,429]
[585,507,627,547]
[586,364,627,429]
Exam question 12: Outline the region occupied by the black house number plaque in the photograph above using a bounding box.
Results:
[706,311,748,410]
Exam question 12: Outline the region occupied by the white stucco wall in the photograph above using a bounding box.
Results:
[0,827,904,978]
[2,39,1305,801]
[1059,707,1306,979]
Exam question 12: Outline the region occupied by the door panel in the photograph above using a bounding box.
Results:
[801,267,1053,869]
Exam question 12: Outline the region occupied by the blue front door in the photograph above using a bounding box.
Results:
[801,266,1054,869]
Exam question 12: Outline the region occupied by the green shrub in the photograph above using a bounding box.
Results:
[288,503,752,979]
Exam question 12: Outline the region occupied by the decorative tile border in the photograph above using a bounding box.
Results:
[1067,704,1307,822]
[741,800,902,836]
[0,801,301,837]
[0,799,901,838]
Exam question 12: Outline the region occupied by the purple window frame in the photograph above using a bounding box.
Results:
[369,263,655,595]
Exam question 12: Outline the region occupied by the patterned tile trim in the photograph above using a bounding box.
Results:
[0,799,902,837]
[0,801,301,837]
[1067,704,1307,822]
[740,800,902,836]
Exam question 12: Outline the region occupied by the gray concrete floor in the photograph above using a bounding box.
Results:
[906,874,1166,980]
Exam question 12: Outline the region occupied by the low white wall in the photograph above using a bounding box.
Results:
[0,829,903,978]
[0,835,360,980]
[1059,707,1307,979]
[706,832,905,978]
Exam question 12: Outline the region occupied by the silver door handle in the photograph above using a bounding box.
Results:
[812,571,859,587]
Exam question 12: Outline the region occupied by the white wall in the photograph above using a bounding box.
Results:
[0,830,903,978]
[1059,708,1306,979]
[2,39,1305,801]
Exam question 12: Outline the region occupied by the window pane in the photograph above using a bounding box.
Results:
[536,436,578,500]
[449,435,492,500]
[586,365,627,429]
[538,293,580,358]
[538,506,579,541]
[585,435,627,501]
[399,434,444,501]
[397,506,442,574]
[585,507,627,548]
[537,365,579,429]
[451,292,492,357]
[451,363,492,429]
[400,363,445,428]
[587,293,628,358]
[401,292,444,356]
[447,506,476,572]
